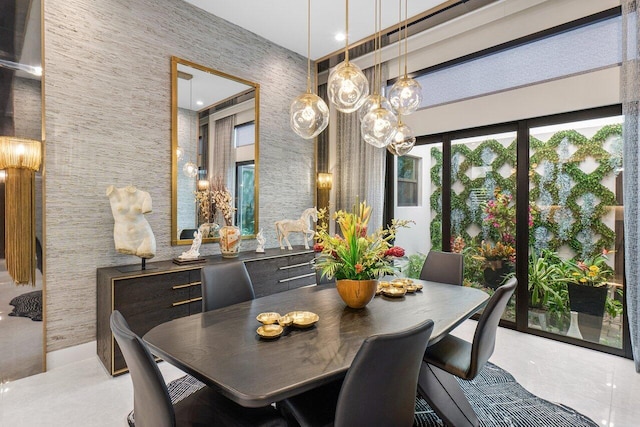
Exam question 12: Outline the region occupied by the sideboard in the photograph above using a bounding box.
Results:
[97,247,315,375]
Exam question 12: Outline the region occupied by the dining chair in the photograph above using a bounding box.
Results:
[201,262,255,312]
[279,319,435,427]
[110,310,286,427]
[419,250,464,286]
[416,278,517,427]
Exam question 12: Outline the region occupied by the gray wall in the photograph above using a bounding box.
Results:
[44,0,313,351]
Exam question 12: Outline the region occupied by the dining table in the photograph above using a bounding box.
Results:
[144,278,489,412]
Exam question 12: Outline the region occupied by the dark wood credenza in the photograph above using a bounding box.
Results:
[97,247,315,376]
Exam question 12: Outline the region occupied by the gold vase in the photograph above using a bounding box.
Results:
[335,279,378,309]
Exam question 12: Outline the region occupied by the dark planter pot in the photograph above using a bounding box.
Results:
[483,260,514,290]
[567,282,607,343]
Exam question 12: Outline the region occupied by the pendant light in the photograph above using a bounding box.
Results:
[361,0,397,148]
[388,0,416,156]
[290,0,329,139]
[388,0,423,115]
[327,0,369,113]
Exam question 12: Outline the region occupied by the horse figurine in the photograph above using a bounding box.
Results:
[275,207,318,250]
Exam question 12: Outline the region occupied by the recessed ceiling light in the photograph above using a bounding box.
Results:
[335,33,346,42]
[196,100,203,106]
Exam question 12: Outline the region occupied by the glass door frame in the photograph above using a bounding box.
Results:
[385,104,631,359]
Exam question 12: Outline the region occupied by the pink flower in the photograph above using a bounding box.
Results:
[313,243,324,252]
[384,246,405,257]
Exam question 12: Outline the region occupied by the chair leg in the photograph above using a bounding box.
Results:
[417,362,479,427]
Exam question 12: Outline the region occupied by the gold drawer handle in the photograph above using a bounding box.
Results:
[172,282,201,290]
[172,297,203,307]
[279,262,313,270]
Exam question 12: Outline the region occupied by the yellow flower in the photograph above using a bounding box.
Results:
[589,265,599,273]
[572,272,580,276]
[587,271,597,278]
[579,278,587,283]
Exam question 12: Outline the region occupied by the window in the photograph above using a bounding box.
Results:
[234,121,255,147]
[397,156,420,207]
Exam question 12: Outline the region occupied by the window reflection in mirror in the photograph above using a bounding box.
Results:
[171,57,259,245]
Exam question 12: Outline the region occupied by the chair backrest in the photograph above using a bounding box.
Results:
[201,262,255,312]
[419,251,464,286]
[468,278,517,379]
[110,310,175,427]
[334,319,435,427]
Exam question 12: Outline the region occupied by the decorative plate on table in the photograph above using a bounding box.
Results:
[256,312,281,325]
[285,311,319,328]
[257,324,284,339]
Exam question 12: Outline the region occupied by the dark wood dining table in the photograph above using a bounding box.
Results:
[143,279,488,409]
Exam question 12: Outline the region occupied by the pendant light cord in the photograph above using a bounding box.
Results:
[404,0,409,77]
[307,0,312,93]
[345,0,349,62]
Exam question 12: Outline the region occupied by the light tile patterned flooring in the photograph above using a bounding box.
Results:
[1,320,639,426]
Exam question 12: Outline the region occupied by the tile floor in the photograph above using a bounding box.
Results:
[1,320,639,426]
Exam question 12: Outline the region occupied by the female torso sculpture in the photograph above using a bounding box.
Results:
[106,185,156,259]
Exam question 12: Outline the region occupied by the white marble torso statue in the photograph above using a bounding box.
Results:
[106,185,156,259]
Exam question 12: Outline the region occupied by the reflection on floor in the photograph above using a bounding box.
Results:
[1,320,639,426]
[0,260,43,383]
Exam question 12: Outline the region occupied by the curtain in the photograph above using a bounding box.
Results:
[335,65,388,229]
[621,0,640,372]
[212,116,235,196]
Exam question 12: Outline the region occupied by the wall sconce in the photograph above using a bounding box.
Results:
[0,136,42,285]
[317,173,333,190]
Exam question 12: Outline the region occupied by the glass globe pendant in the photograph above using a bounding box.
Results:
[358,94,392,122]
[387,119,416,156]
[327,0,369,113]
[176,145,185,161]
[361,107,398,148]
[290,0,330,139]
[183,161,198,178]
[388,76,423,115]
[291,91,329,139]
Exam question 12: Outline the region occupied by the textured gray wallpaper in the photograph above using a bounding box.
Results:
[44,0,313,351]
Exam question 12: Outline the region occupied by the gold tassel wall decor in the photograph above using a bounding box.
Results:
[0,137,41,286]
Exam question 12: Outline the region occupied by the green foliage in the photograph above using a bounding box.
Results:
[606,289,623,319]
[404,253,427,279]
[527,249,568,312]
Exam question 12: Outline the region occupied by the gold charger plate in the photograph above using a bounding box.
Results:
[257,324,284,339]
[285,311,320,328]
[382,287,407,297]
[256,312,281,325]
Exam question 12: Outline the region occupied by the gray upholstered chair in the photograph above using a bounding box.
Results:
[417,278,517,427]
[201,262,255,312]
[279,319,435,427]
[110,310,286,427]
[419,250,464,286]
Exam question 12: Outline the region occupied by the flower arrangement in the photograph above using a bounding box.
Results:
[482,189,535,245]
[474,241,516,263]
[194,176,236,227]
[567,249,614,287]
[314,201,412,281]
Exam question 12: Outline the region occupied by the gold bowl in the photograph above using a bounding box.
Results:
[285,311,320,328]
[378,281,391,288]
[415,283,423,291]
[257,324,284,339]
[278,315,293,327]
[405,284,418,293]
[256,312,281,325]
[382,287,407,298]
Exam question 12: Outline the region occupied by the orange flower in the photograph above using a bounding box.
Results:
[355,263,363,273]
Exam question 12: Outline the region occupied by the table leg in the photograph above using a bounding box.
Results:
[417,361,479,427]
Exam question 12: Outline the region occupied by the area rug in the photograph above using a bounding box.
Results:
[414,362,598,427]
[8,290,42,321]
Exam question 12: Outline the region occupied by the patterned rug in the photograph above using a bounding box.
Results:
[414,362,598,427]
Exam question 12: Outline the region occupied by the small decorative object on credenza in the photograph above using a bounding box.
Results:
[313,201,411,308]
[106,185,156,270]
[256,228,266,253]
[275,207,318,250]
[173,226,206,265]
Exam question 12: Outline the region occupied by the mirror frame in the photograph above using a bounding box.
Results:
[170,56,260,246]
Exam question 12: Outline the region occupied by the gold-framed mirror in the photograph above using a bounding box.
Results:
[171,57,259,245]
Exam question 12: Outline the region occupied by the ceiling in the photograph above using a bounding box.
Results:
[183,0,450,60]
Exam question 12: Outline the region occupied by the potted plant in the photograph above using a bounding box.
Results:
[564,250,614,342]
[314,201,411,308]
[473,241,516,289]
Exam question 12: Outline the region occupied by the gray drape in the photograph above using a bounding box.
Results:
[334,66,388,229]
[212,115,235,197]
[621,0,640,372]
